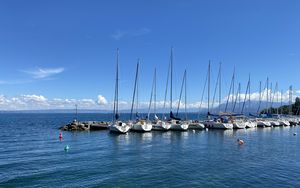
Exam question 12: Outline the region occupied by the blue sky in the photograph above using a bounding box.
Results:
[0,0,300,110]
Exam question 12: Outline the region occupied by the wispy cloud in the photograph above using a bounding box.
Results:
[22,67,64,79]
[111,28,151,40]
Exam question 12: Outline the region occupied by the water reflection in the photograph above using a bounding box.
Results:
[109,132,130,146]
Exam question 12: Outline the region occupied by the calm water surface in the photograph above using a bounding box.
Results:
[0,113,299,187]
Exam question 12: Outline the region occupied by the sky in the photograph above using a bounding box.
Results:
[0,0,300,111]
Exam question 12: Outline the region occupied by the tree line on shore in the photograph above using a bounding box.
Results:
[261,97,300,115]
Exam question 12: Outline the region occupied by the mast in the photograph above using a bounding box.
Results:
[280,90,283,115]
[225,67,235,112]
[257,81,261,114]
[232,82,240,113]
[232,67,235,110]
[241,76,250,114]
[185,70,187,120]
[289,85,293,115]
[212,63,221,113]
[266,77,269,114]
[112,48,119,121]
[208,61,211,114]
[176,70,186,117]
[162,56,171,120]
[219,62,222,113]
[248,74,251,113]
[276,82,279,115]
[130,60,139,120]
[147,68,156,120]
[154,68,157,116]
[198,68,208,120]
[238,83,241,113]
[170,47,173,112]
[270,82,273,113]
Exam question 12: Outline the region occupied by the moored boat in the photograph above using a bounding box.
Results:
[256,119,272,128]
[109,49,131,134]
[188,120,205,130]
[170,119,189,131]
[130,120,152,132]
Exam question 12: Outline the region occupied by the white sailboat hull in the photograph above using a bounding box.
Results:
[270,121,280,127]
[233,122,246,129]
[257,121,272,127]
[279,120,290,126]
[170,123,189,131]
[245,121,257,128]
[188,122,205,130]
[131,123,152,132]
[152,121,171,131]
[205,121,233,129]
[109,122,131,133]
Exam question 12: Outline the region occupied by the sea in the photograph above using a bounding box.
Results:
[0,113,299,188]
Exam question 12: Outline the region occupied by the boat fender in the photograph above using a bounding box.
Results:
[64,145,70,151]
[237,139,244,145]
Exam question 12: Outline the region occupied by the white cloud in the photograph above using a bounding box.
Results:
[22,67,64,79]
[97,95,108,105]
[0,94,109,110]
[111,28,150,40]
[0,89,299,111]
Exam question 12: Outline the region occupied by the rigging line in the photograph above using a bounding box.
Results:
[225,68,235,112]
[197,67,208,120]
[257,78,268,114]
[162,56,171,120]
[241,76,250,114]
[232,82,240,113]
[147,69,156,120]
[212,63,221,113]
[176,70,186,116]
[130,61,139,120]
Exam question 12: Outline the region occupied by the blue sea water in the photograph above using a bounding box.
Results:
[0,113,300,188]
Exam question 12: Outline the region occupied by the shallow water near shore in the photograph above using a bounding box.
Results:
[0,113,300,187]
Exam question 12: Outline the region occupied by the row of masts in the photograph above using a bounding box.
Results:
[112,48,294,122]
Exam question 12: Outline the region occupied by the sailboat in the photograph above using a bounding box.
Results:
[240,76,257,128]
[109,49,131,134]
[169,69,189,131]
[205,62,233,129]
[130,60,152,132]
[151,68,171,131]
[232,81,246,129]
[268,82,281,127]
[167,48,188,131]
[191,62,223,130]
[256,78,272,128]
[277,90,290,126]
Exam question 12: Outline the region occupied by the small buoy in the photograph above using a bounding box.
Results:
[237,138,244,145]
[59,132,63,139]
[294,133,297,136]
[205,128,208,131]
[193,130,196,133]
[64,145,70,151]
